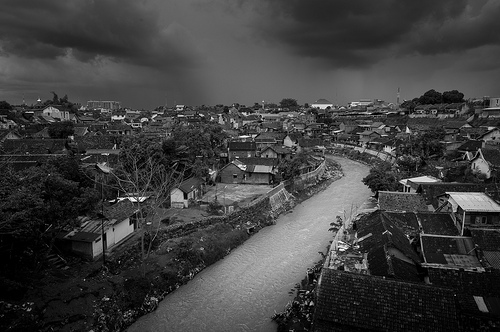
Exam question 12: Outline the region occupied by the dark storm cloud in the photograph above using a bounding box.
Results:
[227,0,500,68]
[0,0,201,69]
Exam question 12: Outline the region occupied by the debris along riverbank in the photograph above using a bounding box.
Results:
[1,159,342,332]
[272,254,326,332]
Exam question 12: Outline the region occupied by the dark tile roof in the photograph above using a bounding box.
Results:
[469,229,500,251]
[1,138,68,154]
[480,148,500,167]
[298,138,323,147]
[378,191,429,212]
[286,133,303,142]
[178,177,203,194]
[457,140,483,152]
[427,268,500,296]
[228,141,257,151]
[261,121,282,130]
[427,267,500,328]
[254,132,285,141]
[313,269,458,332]
[74,135,119,150]
[357,211,421,264]
[384,212,420,237]
[407,118,442,131]
[367,245,421,282]
[417,212,460,236]
[103,199,139,223]
[107,123,132,131]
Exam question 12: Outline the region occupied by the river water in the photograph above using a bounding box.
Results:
[128,157,371,332]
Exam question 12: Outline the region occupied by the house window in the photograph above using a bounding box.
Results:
[475,216,488,224]
[183,192,188,200]
[233,174,237,179]
[129,218,134,226]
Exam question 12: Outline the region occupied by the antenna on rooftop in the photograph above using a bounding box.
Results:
[397,87,400,106]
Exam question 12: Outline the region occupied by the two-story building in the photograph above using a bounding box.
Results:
[436,192,500,235]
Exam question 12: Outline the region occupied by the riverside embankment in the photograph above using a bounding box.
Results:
[128,156,371,332]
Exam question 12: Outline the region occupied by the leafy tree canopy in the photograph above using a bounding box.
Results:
[0,100,12,110]
[362,162,400,194]
[278,152,309,181]
[279,98,298,109]
[418,89,443,105]
[48,121,74,138]
[0,157,99,271]
[442,90,465,103]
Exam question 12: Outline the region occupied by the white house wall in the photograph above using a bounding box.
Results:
[471,158,491,178]
[112,217,135,245]
[171,188,187,208]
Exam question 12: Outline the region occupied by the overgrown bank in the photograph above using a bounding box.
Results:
[1,159,342,332]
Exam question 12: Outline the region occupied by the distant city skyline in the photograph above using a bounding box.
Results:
[1,0,499,109]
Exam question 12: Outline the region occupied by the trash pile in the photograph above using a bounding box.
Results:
[271,261,323,332]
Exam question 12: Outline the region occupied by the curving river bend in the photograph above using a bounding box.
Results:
[128,157,371,332]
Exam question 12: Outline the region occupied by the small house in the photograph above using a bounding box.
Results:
[436,192,500,235]
[170,177,204,208]
[58,200,139,260]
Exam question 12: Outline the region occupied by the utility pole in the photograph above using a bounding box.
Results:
[100,172,106,266]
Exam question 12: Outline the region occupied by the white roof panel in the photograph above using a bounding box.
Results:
[447,192,500,212]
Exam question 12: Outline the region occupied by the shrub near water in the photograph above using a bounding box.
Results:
[173,223,249,267]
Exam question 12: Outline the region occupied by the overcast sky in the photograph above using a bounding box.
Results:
[1,0,499,109]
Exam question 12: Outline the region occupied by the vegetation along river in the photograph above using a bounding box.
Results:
[128,156,372,332]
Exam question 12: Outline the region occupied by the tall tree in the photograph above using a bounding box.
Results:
[442,90,465,103]
[418,89,443,105]
[104,145,185,276]
[279,98,298,109]
[362,162,400,194]
[0,159,99,273]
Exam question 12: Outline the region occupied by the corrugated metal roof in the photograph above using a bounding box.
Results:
[252,165,273,173]
[447,192,500,212]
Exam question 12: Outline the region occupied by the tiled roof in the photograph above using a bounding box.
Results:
[73,126,88,136]
[178,177,203,194]
[378,191,429,212]
[417,212,459,236]
[298,138,322,147]
[313,269,458,332]
[426,268,500,329]
[457,140,483,152]
[356,211,421,264]
[74,135,118,150]
[480,148,500,166]
[469,228,500,251]
[228,141,256,151]
[427,268,500,298]
[367,245,421,282]
[1,138,68,154]
[420,234,483,269]
[254,132,285,141]
[384,211,420,237]
[103,199,139,223]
